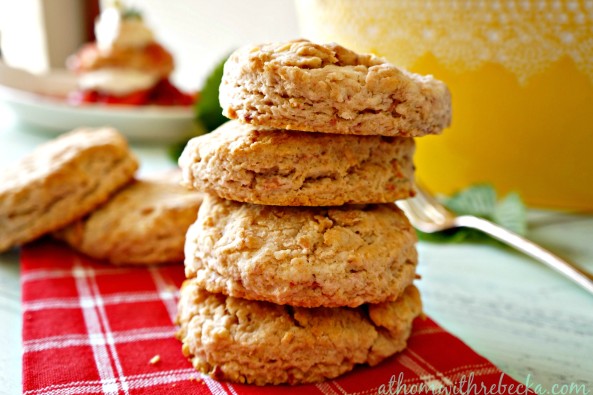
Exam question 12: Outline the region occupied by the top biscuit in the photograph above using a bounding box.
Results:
[0,128,138,253]
[220,39,451,137]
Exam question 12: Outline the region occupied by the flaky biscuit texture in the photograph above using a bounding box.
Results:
[220,39,451,136]
[55,171,203,265]
[184,194,417,307]
[179,120,415,206]
[0,128,138,252]
[176,281,422,385]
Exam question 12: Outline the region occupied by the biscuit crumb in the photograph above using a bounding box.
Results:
[149,354,161,365]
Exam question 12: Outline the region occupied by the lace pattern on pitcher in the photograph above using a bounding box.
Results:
[299,0,593,85]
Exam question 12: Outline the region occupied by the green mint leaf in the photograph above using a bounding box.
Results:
[195,55,230,132]
[418,183,527,244]
[493,192,527,235]
[168,141,187,163]
[122,8,143,20]
[417,228,476,243]
[444,184,497,218]
[168,54,231,162]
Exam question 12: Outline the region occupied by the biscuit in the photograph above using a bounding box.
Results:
[176,280,422,385]
[179,121,415,206]
[55,171,203,265]
[220,39,451,137]
[184,194,417,308]
[0,128,138,253]
[69,42,174,79]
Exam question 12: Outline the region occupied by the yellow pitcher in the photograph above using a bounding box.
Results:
[297,0,593,210]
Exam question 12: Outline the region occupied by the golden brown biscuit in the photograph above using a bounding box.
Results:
[176,280,422,385]
[55,171,203,265]
[184,194,417,308]
[69,42,174,79]
[220,39,451,137]
[179,120,415,206]
[0,128,138,253]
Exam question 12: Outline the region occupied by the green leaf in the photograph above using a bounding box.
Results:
[195,55,231,132]
[418,183,527,244]
[122,8,143,20]
[493,192,527,235]
[168,54,231,162]
[444,184,497,217]
[168,141,188,164]
[417,228,475,243]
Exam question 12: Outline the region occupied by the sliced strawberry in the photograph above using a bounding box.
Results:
[69,79,194,106]
[149,79,195,106]
[102,89,151,105]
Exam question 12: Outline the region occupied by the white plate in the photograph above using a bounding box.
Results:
[0,63,198,144]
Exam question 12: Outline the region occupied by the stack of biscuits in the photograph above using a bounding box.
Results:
[176,40,451,385]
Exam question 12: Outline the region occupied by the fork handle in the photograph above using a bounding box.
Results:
[455,215,593,295]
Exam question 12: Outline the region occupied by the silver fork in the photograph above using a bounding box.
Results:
[396,184,593,295]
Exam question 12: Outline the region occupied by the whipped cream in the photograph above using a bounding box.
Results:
[79,68,159,95]
[95,7,154,52]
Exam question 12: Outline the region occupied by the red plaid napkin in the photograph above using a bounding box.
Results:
[22,241,532,395]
